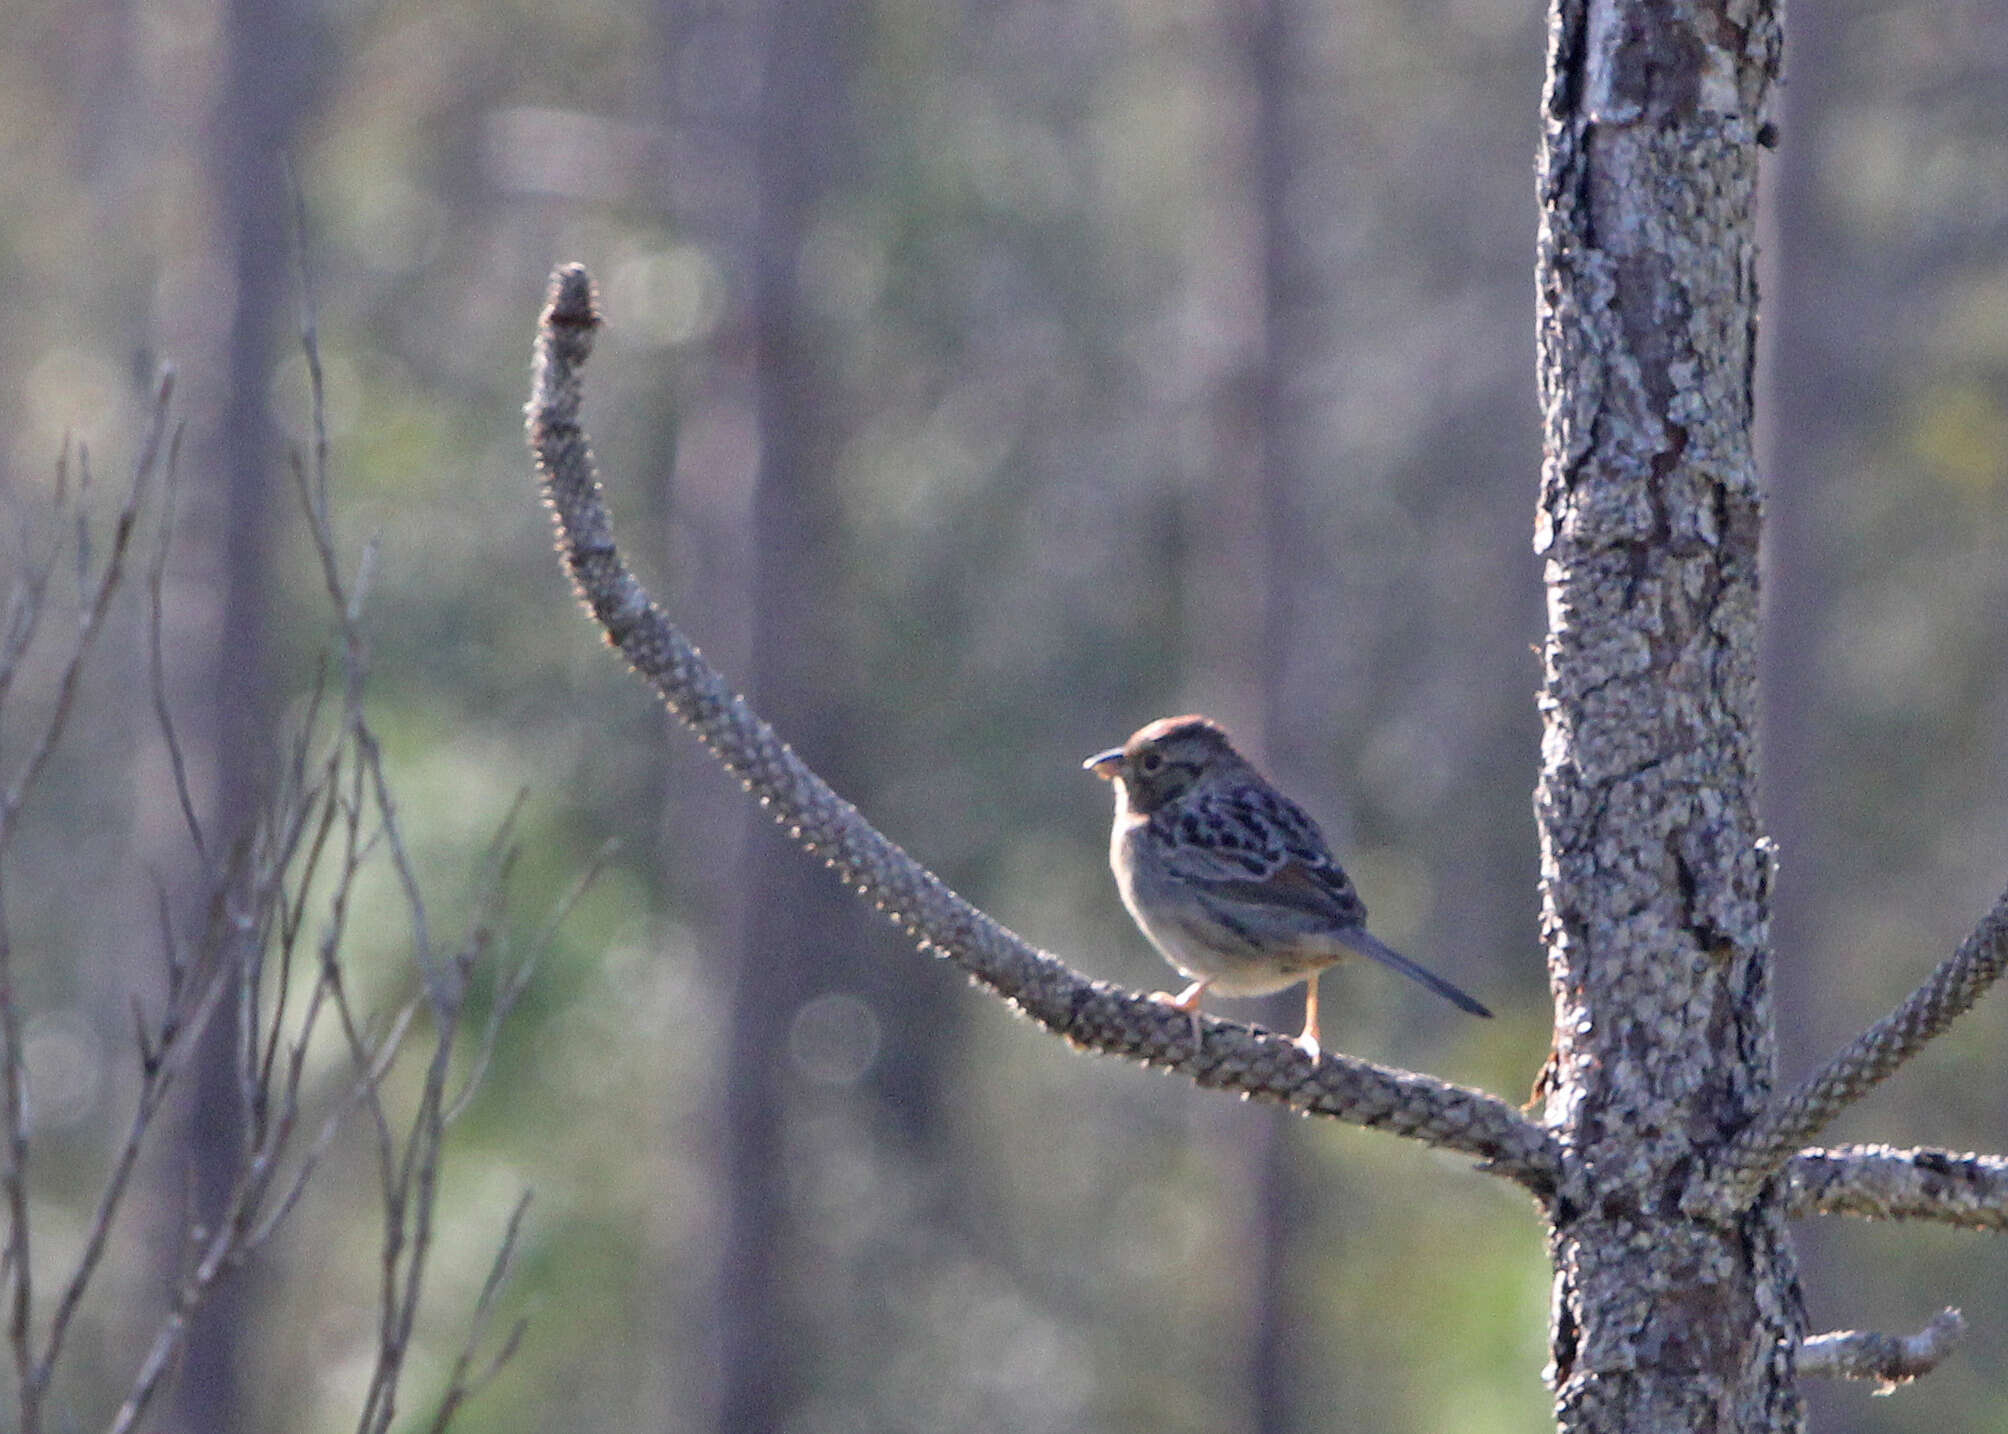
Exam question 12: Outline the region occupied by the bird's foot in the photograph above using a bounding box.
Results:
[1149,983,1209,1058]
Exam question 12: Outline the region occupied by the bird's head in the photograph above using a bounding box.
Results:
[1083,714,1244,814]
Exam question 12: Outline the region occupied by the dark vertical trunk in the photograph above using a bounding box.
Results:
[164,0,310,1428]
[710,1,856,1428]
[1206,0,1320,1424]
[648,3,767,1421]
[1245,0,1303,1427]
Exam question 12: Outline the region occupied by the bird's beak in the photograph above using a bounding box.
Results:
[1083,747,1124,781]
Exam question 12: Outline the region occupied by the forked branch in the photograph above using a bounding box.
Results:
[1692,882,2008,1216]
[525,263,1561,1198]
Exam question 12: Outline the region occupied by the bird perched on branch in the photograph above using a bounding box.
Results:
[1085,714,1491,1059]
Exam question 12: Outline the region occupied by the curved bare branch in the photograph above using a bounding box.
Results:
[525,263,1560,1199]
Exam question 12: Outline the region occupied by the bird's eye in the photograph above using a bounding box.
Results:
[1139,751,1165,774]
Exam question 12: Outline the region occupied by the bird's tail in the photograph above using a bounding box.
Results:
[1344,929,1493,1018]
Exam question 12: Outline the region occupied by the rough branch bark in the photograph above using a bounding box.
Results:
[1531,3,1800,1430]
[1785,1145,2008,1231]
[525,264,1561,1197]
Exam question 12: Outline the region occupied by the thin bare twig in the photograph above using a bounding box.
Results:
[287,450,433,1006]
[0,373,175,856]
[263,285,468,1433]
[321,765,405,1202]
[4,240,543,1433]
[0,376,177,1434]
[113,348,531,1431]
[445,835,611,1125]
[249,1000,419,1250]
[0,442,73,715]
[37,841,250,1386]
[250,718,340,1121]
[281,221,433,1002]
[69,934,236,1428]
[146,426,208,871]
[360,737,438,1001]
[358,866,489,1434]
[0,874,29,1417]
[107,819,317,1434]
[525,262,1562,1197]
[422,1190,534,1434]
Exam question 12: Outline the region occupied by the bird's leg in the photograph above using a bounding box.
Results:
[1150,978,1211,1056]
[1294,976,1323,1062]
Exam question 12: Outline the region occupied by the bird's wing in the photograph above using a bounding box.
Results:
[1153,784,1493,1017]
[1153,784,1369,926]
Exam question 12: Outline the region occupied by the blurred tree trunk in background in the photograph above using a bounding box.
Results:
[1189,0,1543,1422]
[158,0,312,1428]
[706,0,964,1425]
[708,0,857,1421]
[648,0,770,1418]
[1237,0,1315,1426]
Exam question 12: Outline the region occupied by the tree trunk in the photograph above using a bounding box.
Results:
[711,0,858,1428]
[1243,0,1320,1427]
[163,0,310,1427]
[1533,3,1798,1430]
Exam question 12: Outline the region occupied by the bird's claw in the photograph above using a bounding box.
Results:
[1148,989,1206,1058]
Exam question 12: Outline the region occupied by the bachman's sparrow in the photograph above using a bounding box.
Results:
[1086,714,1491,1058]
